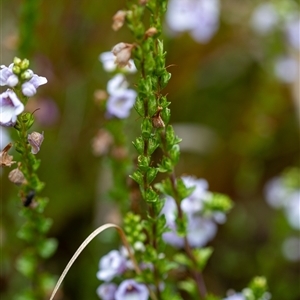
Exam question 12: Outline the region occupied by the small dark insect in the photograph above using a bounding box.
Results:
[23,190,35,207]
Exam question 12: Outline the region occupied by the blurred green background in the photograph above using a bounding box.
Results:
[1,0,299,299]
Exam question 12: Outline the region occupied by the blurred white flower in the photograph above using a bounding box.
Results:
[282,236,300,262]
[223,293,245,300]
[274,56,299,84]
[166,0,220,43]
[265,176,300,230]
[250,2,279,34]
[285,15,300,50]
[285,191,300,230]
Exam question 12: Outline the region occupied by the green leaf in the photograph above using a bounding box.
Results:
[141,118,152,139]
[130,170,144,186]
[144,187,159,203]
[193,247,213,271]
[177,178,195,199]
[178,279,197,297]
[173,253,192,268]
[134,96,145,117]
[16,251,37,278]
[132,137,144,154]
[38,238,58,259]
[146,167,158,184]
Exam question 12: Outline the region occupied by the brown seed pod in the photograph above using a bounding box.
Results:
[8,167,26,186]
[151,106,165,128]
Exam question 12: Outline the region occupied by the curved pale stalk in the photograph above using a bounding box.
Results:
[49,223,144,300]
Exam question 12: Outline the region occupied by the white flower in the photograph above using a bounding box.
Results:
[223,293,245,300]
[282,236,300,262]
[0,64,19,87]
[250,3,279,34]
[0,89,24,127]
[21,74,47,97]
[105,74,137,119]
[166,0,220,43]
[96,250,127,282]
[274,56,299,84]
[285,191,300,230]
[106,89,137,119]
[285,15,300,50]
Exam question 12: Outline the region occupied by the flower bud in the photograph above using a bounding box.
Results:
[13,57,22,65]
[112,10,127,31]
[145,27,158,38]
[28,131,44,154]
[8,166,26,186]
[21,69,34,80]
[20,59,30,70]
[12,65,21,75]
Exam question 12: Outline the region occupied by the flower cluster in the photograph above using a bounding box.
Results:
[96,249,149,300]
[165,0,220,43]
[99,49,137,119]
[0,58,47,127]
[161,176,231,248]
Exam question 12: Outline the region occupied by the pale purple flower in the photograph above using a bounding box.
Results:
[105,75,137,119]
[0,64,19,87]
[96,283,117,300]
[285,191,300,230]
[115,279,149,300]
[96,250,127,282]
[166,0,220,43]
[285,15,300,50]
[107,90,137,119]
[223,293,245,300]
[187,216,217,247]
[264,177,289,208]
[21,74,47,97]
[181,176,209,214]
[250,3,279,35]
[0,90,24,127]
[161,193,217,248]
[99,51,137,73]
[107,74,129,95]
[274,56,298,84]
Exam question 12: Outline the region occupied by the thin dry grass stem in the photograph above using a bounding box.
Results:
[49,223,143,300]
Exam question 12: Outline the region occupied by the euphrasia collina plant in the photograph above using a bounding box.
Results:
[0,58,57,299]
[90,1,270,300]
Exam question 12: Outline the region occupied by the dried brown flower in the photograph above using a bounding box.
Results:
[0,143,15,167]
[112,42,134,68]
[92,129,113,156]
[28,131,44,154]
[112,10,127,31]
